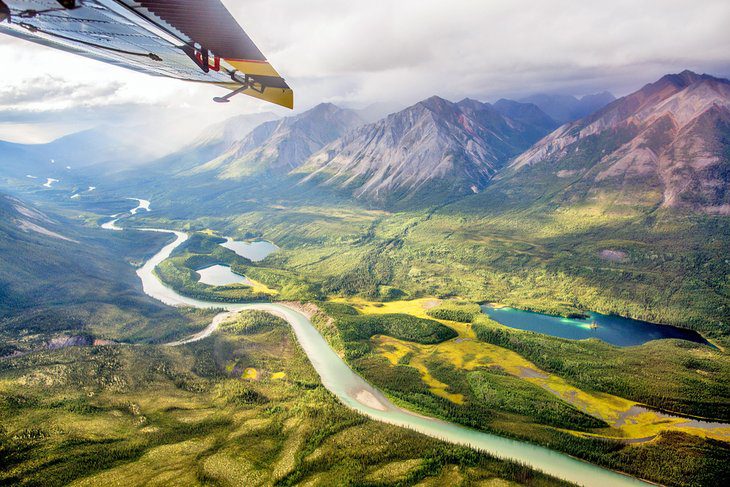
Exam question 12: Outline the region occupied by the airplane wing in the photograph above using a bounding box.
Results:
[0,0,293,108]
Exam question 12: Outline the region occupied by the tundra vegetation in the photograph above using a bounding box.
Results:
[0,311,567,487]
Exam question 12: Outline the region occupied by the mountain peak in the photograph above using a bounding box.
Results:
[651,70,730,93]
[520,91,616,123]
[457,97,488,111]
[509,70,730,215]
[493,98,539,113]
[493,99,558,124]
[581,90,614,100]
[296,92,558,207]
[579,91,616,105]
[658,69,709,88]
[317,101,337,107]
[305,102,343,115]
[417,95,453,112]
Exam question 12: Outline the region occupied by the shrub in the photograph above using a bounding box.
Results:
[222,310,287,335]
[426,301,481,322]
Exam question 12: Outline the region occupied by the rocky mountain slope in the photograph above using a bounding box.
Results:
[498,70,730,214]
[185,103,364,179]
[295,96,557,205]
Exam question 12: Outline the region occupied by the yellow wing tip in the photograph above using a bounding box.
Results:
[226,59,280,78]
[246,87,294,109]
[223,59,293,109]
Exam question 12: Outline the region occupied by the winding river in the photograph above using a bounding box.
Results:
[106,208,653,487]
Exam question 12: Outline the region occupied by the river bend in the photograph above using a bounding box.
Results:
[107,214,652,487]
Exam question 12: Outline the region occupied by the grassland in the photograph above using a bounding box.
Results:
[471,315,730,420]
[0,311,567,487]
[138,192,729,347]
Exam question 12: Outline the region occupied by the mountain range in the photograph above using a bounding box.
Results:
[3,71,727,215]
[496,70,730,215]
[295,96,558,204]
[520,91,617,124]
[147,70,727,213]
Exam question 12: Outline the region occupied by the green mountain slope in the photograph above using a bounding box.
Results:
[0,193,214,354]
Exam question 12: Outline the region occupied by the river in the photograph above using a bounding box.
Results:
[105,208,653,487]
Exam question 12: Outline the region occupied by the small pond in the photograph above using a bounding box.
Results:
[221,238,278,262]
[197,265,251,286]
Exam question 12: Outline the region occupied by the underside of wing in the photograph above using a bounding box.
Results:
[0,0,293,108]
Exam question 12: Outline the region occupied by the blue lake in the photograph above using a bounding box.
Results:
[480,305,712,347]
[221,238,278,261]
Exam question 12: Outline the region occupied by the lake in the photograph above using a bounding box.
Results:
[196,264,251,286]
[481,305,712,347]
[221,238,278,261]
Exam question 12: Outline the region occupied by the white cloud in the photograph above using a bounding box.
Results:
[239,0,730,105]
[0,0,728,144]
[0,76,124,110]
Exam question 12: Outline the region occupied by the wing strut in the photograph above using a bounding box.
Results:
[213,72,265,103]
[213,85,248,103]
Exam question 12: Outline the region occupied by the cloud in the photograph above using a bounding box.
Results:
[237,0,730,107]
[0,77,124,109]
[0,0,728,144]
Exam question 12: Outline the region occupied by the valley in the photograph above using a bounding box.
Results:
[73,192,727,486]
[1,70,729,486]
[99,205,727,485]
[6,309,569,486]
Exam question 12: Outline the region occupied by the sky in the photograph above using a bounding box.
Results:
[0,0,729,146]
